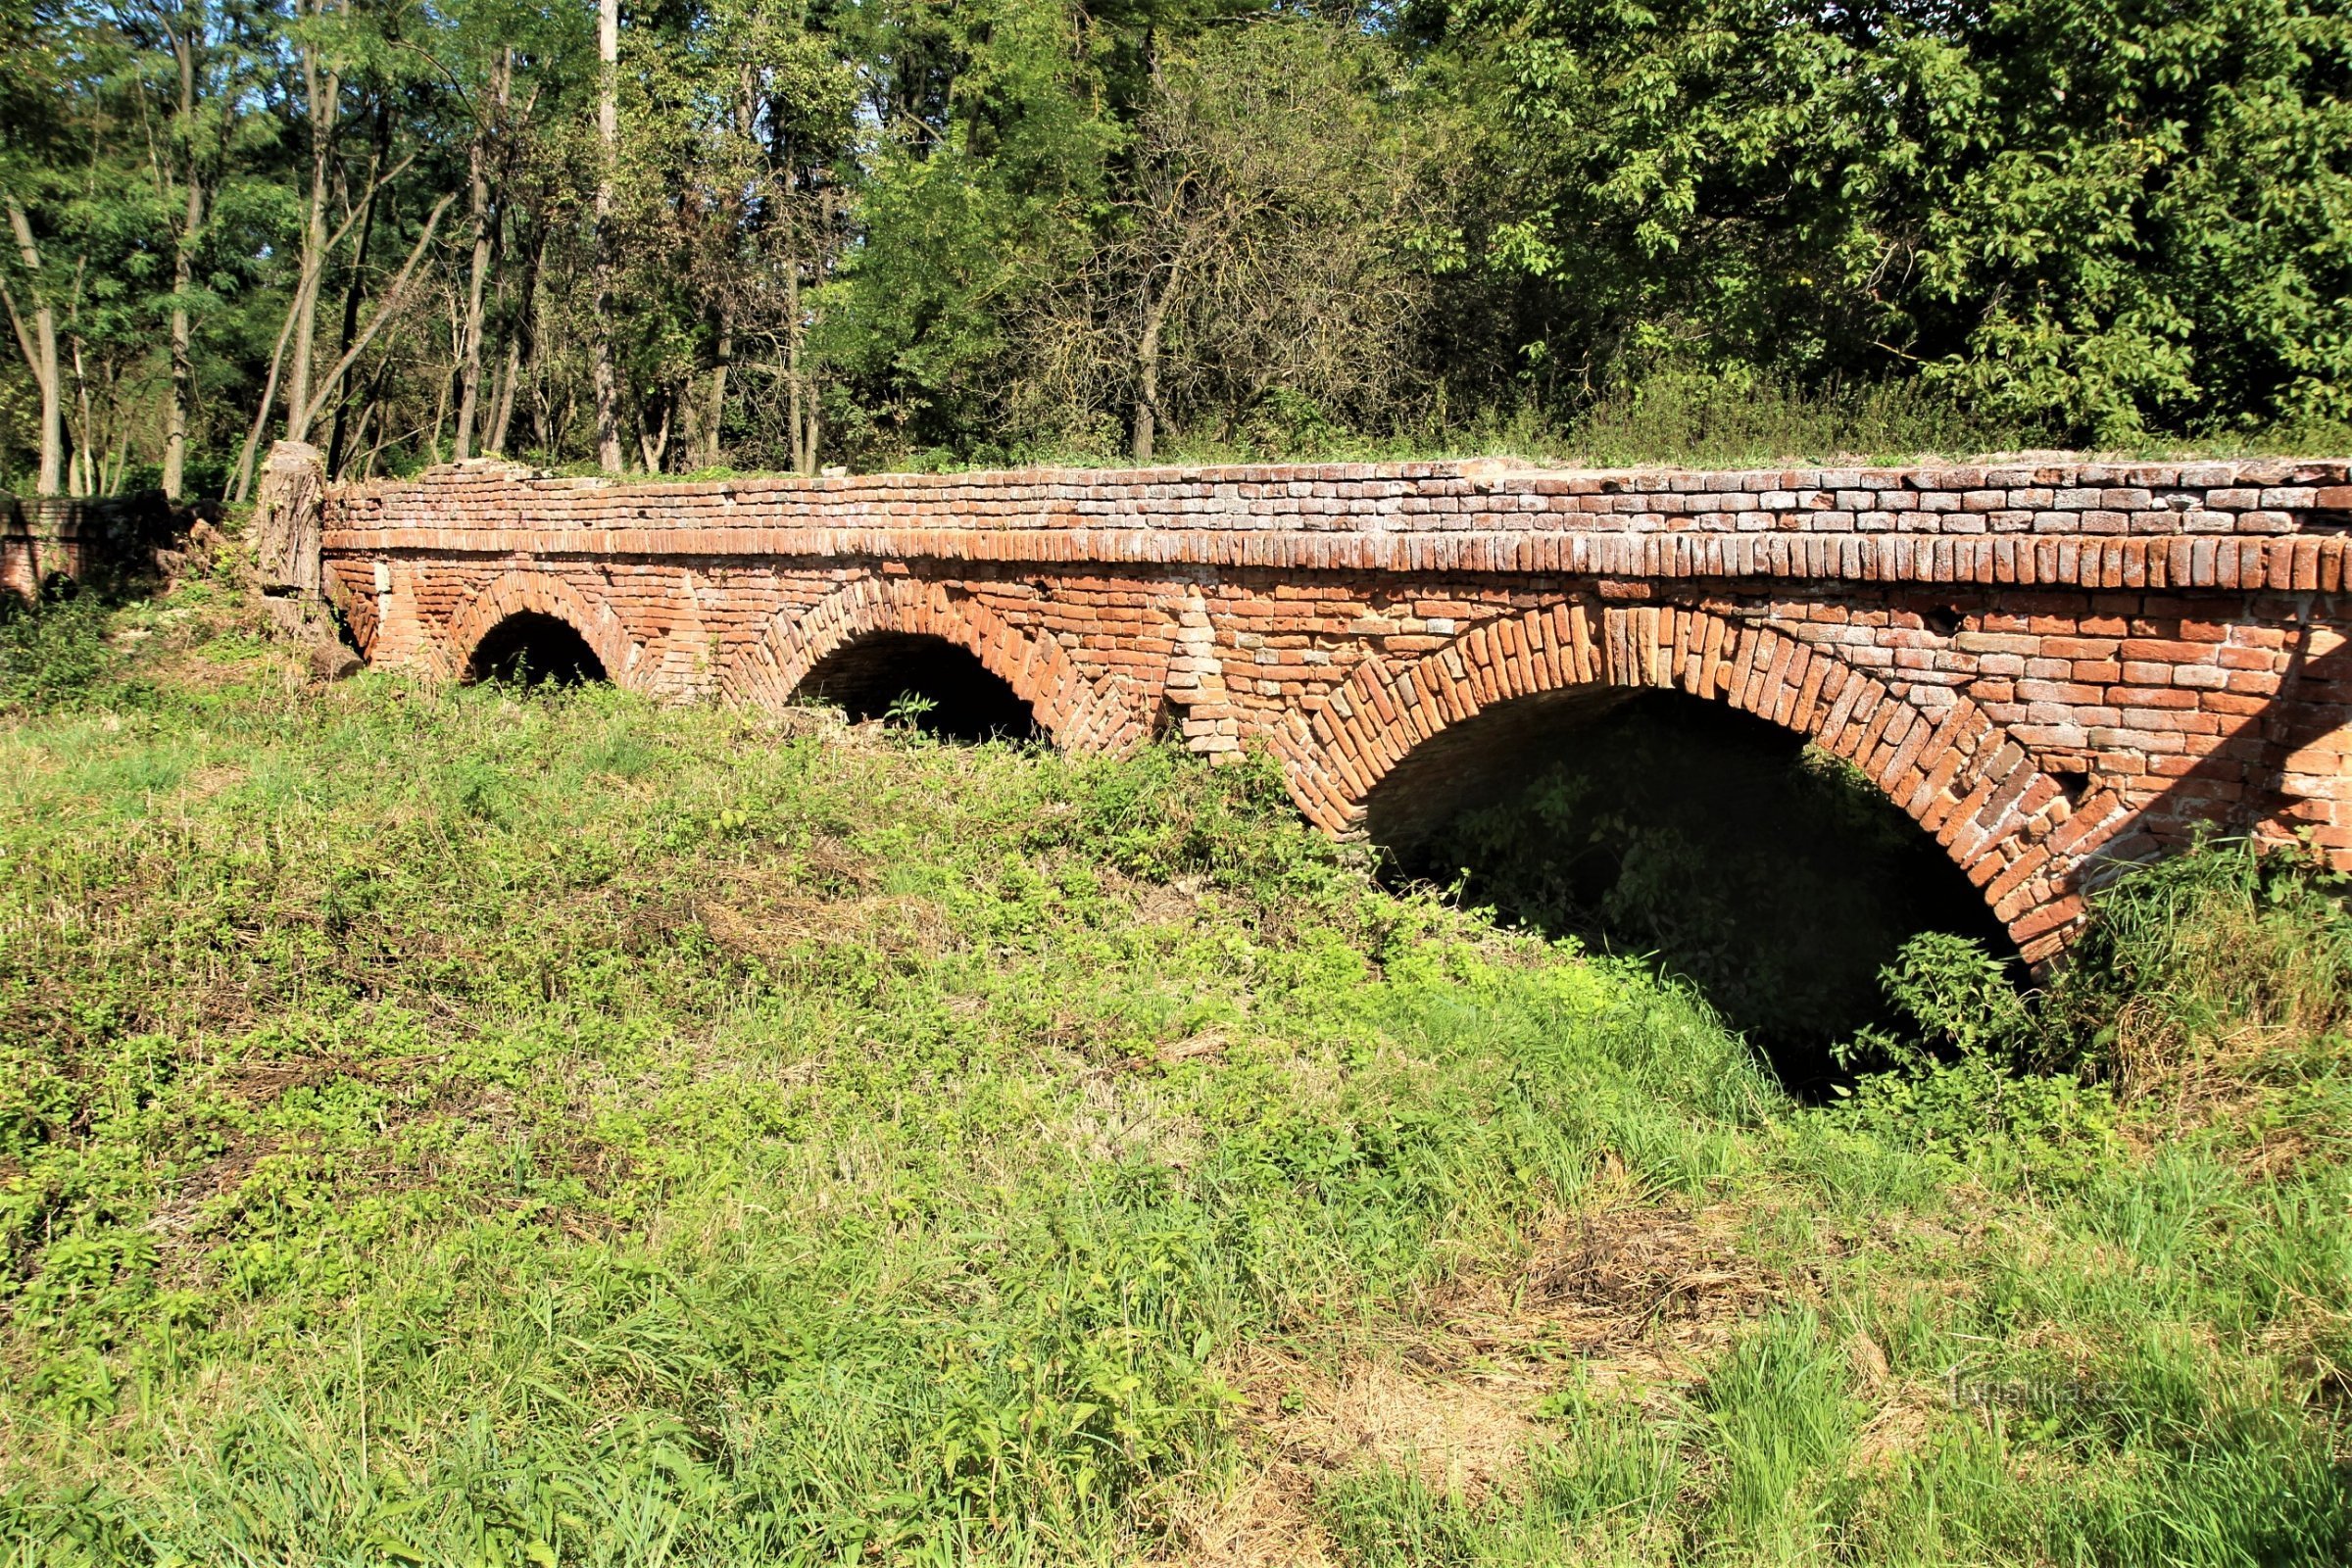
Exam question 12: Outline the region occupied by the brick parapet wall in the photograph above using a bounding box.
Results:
[319,456,2352,964]
[327,455,2352,534]
[325,459,2352,593]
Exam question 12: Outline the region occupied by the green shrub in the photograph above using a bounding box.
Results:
[2042,836,2352,1084]
[1564,364,2011,467]
[0,596,119,713]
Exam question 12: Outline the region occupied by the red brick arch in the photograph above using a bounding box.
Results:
[443,570,639,686]
[1282,600,2133,961]
[723,575,1144,750]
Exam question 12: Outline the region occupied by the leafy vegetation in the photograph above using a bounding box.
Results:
[5,0,2351,495]
[0,591,124,713]
[2,584,2349,1564]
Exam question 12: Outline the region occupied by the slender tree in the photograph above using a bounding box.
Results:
[590,0,620,470]
[1,199,63,494]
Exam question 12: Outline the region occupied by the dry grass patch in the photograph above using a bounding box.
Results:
[1160,1199,1807,1565]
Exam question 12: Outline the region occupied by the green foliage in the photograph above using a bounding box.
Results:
[0,595,120,711]
[1458,0,2352,444]
[1824,933,2116,1188]
[1823,836,2352,1193]
[12,0,2351,492]
[818,0,1127,455]
[1561,365,2005,467]
[881,689,939,729]
[1827,1034,2126,1192]
[1839,931,2033,1075]
[2044,834,2352,1078]
[1815,834,2349,1200]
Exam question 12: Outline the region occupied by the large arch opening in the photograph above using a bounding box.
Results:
[1370,688,2018,1093]
[795,631,1042,743]
[466,612,609,686]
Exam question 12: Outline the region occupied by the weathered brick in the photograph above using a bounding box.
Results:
[301,453,2352,965]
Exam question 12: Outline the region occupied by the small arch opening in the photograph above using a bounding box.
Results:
[467,612,608,686]
[1152,692,1189,742]
[796,631,1042,743]
[1370,689,2018,1094]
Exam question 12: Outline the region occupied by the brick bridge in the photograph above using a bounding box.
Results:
[309,454,2352,963]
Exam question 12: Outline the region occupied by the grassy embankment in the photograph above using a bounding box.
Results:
[2,579,2349,1566]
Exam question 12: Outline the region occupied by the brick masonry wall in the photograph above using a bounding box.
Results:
[321,457,2352,961]
[3,491,181,601]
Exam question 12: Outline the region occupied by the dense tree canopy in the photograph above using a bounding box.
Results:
[2,0,2347,494]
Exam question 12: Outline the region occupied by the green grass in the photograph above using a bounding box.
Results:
[2,588,2349,1565]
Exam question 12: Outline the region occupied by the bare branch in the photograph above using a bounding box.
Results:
[296,192,457,432]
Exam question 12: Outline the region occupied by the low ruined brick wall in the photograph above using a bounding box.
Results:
[319,456,2352,960]
[4,490,194,602]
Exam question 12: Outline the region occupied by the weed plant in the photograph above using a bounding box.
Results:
[0,596,123,715]
[1,589,2347,1565]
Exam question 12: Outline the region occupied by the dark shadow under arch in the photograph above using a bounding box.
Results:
[1373,688,2019,1093]
[797,631,1042,742]
[467,612,609,686]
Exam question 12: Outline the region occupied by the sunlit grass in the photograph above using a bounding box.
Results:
[2,586,2347,1565]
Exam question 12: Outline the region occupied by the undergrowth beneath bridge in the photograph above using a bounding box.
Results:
[795,630,1043,742]
[1373,693,2018,1095]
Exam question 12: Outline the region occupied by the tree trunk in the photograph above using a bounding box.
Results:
[696,62,756,472]
[429,347,451,457]
[165,175,201,500]
[704,307,730,468]
[299,194,451,452]
[230,140,415,502]
[591,0,623,471]
[488,220,543,456]
[163,13,205,501]
[70,332,94,497]
[787,344,804,475]
[453,51,509,461]
[488,337,521,456]
[1130,236,1191,465]
[2,201,63,496]
[637,390,670,472]
[1133,288,1167,465]
[325,99,392,478]
[284,2,342,445]
[251,439,325,597]
[489,213,543,453]
[777,258,802,474]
